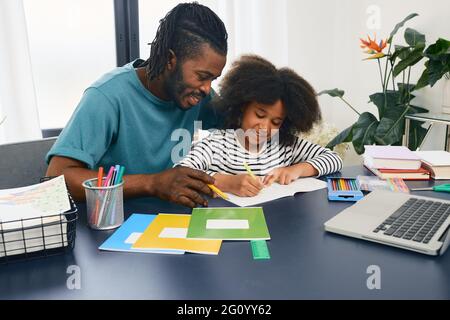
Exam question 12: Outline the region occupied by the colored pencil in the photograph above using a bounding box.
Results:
[208,184,229,200]
[243,162,257,180]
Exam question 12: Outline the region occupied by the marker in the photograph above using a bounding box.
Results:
[115,166,125,184]
[103,166,115,187]
[93,167,104,224]
[97,167,104,187]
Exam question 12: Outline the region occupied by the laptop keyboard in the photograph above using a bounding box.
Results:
[373,198,450,244]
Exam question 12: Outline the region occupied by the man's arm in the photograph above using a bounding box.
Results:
[46,156,215,207]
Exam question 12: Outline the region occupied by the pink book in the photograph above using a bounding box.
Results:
[364,146,421,170]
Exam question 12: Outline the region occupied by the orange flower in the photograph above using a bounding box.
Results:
[360,35,387,59]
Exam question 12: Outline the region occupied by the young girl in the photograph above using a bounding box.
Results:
[178,55,343,197]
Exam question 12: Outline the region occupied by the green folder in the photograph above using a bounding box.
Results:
[187,207,270,240]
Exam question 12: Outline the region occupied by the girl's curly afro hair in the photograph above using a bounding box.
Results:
[216,55,322,146]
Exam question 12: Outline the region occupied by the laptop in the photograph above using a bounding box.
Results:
[324,190,450,256]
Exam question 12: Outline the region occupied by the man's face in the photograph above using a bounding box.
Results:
[164,44,226,109]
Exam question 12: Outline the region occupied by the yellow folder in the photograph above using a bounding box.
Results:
[132,214,222,255]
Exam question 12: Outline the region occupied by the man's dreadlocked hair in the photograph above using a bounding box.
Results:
[143,2,228,81]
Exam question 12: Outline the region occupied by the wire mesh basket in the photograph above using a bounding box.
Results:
[0,178,78,264]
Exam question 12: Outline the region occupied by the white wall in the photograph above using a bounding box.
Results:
[286,0,450,164]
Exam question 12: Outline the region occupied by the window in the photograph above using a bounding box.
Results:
[23,0,116,130]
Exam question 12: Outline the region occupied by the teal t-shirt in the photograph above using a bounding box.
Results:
[46,60,221,174]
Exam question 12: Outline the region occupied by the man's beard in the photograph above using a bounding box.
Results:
[164,64,205,109]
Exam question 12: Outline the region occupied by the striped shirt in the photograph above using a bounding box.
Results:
[177,130,343,177]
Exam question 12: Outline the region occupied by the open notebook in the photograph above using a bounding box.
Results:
[225,177,327,207]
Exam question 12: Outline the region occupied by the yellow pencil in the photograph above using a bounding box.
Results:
[243,161,257,180]
[207,184,229,200]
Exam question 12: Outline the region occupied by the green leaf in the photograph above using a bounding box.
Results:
[375,105,410,145]
[397,83,416,103]
[425,38,450,59]
[388,13,419,43]
[326,125,353,150]
[408,105,429,114]
[369,91,400,118]
[415,68,430,90]
[417,39,450,88]
[428,59,450,87]
[408,120,427,151]
[404,28,426,47]
[397,83,415,93]
[391,45,411,61]
[393,45,425,77]
[352,113,379,154]
[317,89,345,98]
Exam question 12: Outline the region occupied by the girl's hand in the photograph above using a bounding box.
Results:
[228,174,264,197]
[263,167,300,186]
[263,163,318,186]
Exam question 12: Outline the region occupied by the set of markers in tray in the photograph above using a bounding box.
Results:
[327,176,410,202]
[327,178,364,202]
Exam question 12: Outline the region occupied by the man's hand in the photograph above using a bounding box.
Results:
[153,167,215,208]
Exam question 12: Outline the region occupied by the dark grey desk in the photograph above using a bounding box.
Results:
[1,166,450,299]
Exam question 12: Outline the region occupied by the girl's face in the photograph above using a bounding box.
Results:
[241,100,286,146]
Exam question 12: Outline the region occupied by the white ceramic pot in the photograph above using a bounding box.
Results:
[442,78,450,114]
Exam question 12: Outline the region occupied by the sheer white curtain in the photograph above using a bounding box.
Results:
[0,0,41,144]
[216,0,289,69]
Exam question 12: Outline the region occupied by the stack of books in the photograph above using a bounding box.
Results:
[363,146,430,180]
[415,151,450,180]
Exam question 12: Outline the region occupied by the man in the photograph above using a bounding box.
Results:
[46,3,227,208]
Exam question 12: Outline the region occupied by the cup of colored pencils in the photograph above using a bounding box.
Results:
[82,165,125,230]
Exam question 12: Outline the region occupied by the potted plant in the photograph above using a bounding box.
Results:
[415,38,450,113]
[319,13,449,155]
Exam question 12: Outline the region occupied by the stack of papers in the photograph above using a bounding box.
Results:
[0,176,71,257]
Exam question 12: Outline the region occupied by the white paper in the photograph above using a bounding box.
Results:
[0,216,68,258]
[0,175,70,224]
[206,219,249,229]
[225,177,327,207]
[158,227,188,239]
